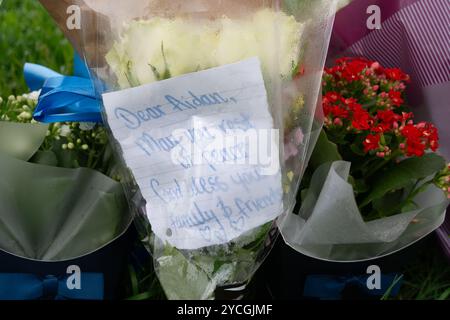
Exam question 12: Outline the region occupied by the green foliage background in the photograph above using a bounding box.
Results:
[0,0,73,96]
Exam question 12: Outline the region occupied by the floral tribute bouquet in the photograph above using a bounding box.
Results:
[0,92,130,258]
[279,57,450,261]
[0,88,134,299]
[39,0,340,299]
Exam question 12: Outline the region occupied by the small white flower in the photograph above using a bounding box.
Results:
[81,144,89,150]
[22,90,41,101]
[59,124,71,137]
[79,122,96,131]
[67,142,75,150]
[18,111,32,120]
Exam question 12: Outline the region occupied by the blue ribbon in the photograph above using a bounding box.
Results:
[303,273,403,300]
[24,54,102,123]
[0,273,104,300]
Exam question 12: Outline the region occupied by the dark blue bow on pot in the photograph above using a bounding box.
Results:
[24,54,103,123]
[303,273,403,300]
[0,273,104,300]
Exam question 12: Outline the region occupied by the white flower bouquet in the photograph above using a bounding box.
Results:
[44,0,340,299]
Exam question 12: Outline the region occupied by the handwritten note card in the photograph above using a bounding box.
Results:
[103,58,283,249]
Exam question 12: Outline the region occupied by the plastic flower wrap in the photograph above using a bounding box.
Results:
[280,58,449,262]
[0,92,130,261]
[68,0,338,299]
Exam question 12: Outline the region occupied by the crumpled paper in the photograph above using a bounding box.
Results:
[280,161,449,261]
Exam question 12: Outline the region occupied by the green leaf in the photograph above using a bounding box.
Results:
[352,178,369,194]
[350,143,365,156]
[309,129,342,170]
[126,291,157,301]
[372,189,405,217]
[361,153,446,207]
[438,288,450,300]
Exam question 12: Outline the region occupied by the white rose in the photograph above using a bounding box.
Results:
[106,9,304,88]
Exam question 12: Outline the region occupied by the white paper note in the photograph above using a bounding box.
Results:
[103,58,283,249]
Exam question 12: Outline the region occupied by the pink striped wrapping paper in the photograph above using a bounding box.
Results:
[328,0,450,260]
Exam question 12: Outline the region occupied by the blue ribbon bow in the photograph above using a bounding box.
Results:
[0,273,104,300]
[303,273,403,300]
[24,54,102,123]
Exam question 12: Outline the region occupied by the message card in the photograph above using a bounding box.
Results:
[103,58,283,249]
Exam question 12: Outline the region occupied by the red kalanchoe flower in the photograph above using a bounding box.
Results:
[417,122,439,151]
[377,110,400,124]
[406,140,426,157]
[344,98,361,111]
[400,123,439,157]
[323,91,342,104]
[363,134,381,153]
[372,110,401,132]
[384,68,410,82]
[330,106,349,119]
[351,105,372,131]
[401,112,414,122]
[388,90,404,107]
[401,124,422,141]
[341,59,368,82]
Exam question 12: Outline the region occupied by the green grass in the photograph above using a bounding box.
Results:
[0,0,449,301]
[395,245,450,300]
[0,0,73,96]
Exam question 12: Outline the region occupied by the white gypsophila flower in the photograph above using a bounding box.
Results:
[106,8,304,88]
[59,124,72,137]
[22,90,41,102]
[79,122,96,131]
[18,111,32,120]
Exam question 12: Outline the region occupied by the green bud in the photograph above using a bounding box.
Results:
[81,144,89,150]
[62,144,68,150]
[67,142,75,150]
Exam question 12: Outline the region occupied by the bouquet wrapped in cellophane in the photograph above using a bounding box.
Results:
[279,57,449,262]
[0,92,130,263]
[58,0,338,299]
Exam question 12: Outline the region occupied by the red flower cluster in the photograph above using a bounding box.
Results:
[323,92,373,130]
[400,122,439,157]
[323,58,439,159]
